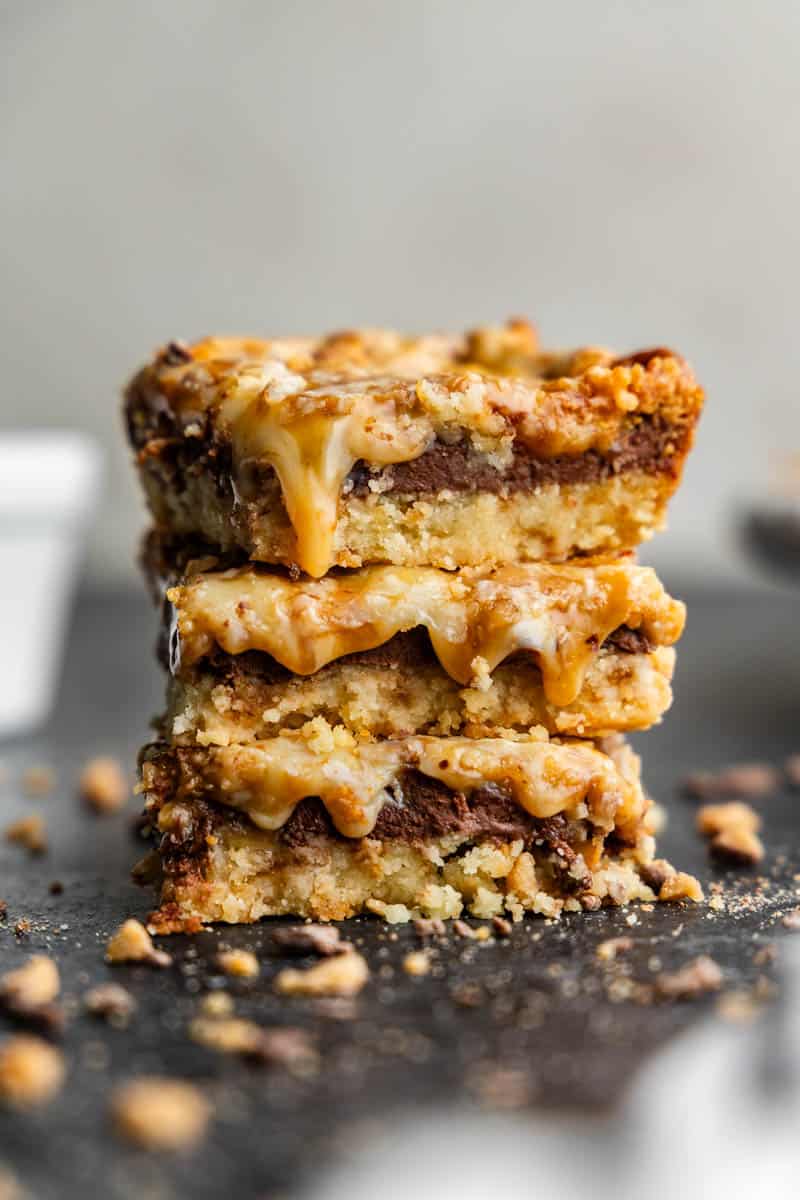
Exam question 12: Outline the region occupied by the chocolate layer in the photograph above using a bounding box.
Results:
[165,624,653,681]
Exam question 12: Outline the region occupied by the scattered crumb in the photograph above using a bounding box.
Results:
[190,1017,318,1075]
[638,859,674,893]
[84,983,136,1027]
[451,982,485,1008]
[402,951,431,977]
[596,936,633,962]
[781,908,800,931]
[754,943,777,966]
[364,900,412,923]
[683,763,780,800]
[105,919,172,967]
[275,952,369,998]
[0,1164,21,1200]
[0,956,59,1010]
[215,949,259,979]
[79,756,128,814]
[199,992,233,1018]
[708,895,725,912]
[492,916,512,938]
[659,872,704,903]
[697,801,765,864]
[467,1064,534,1110]
[0,1035,65,1109]
[111,1077,210,1150]
[4,814,47,855]
[272,924,346,958]
[0,902,6,921]
[21,767,55,798]
[13,921,30,940]
[655,956,723,1000]
[48,880,64,895]
[717,989,762,1025]
[413,918,446,940]
[784,755,800,788]
[625,913,639,927]
[454,919,486,939]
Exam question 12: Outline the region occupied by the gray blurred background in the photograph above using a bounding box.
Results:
[2,0,798,585]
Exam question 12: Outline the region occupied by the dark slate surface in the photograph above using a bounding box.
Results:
[1,582,799,1199]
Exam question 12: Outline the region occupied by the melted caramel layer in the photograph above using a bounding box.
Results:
[168,561,684,709]
[145,730,645,840]
[128,322,702,575]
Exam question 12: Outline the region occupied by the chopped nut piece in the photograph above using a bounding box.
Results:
[0,1035,65,1109]
[111,1077,210,1150]
[84,983,137,1027]
[638,859,674,893]
[79,757,128,814]
[4,815,47,855]
[275,951,369,998]
[710,827,765,865]
[596,936,634,962]
[105,919,172,967]
[655,955,723,1000]
[21,767,55,798]
[199,991,233,1018]
[683,763,780,800]
[781,908,800,931]
[215,949,259,979]
[453,919,478,939]
[785,755,800,788]
[413,918,446,940]
[0,956,59,1010]
[271,924,346,957]
[403,951,431,977]
[658,872,704,903]
[492,916,512,937]
[190,1017,318,1074]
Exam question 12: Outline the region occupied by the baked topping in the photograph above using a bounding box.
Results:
[168,560,683,708]
[143,729,646,841]
[127,322,702,575]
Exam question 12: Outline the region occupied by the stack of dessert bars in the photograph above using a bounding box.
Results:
[124,320,704,932]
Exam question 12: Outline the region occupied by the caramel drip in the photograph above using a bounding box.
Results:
[170,562,684,709]
[164,733,643,839]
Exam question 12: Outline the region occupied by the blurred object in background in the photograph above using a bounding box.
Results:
[741,451,800,583]
[0,433,100,738]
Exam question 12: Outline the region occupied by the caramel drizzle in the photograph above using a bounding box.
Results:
[161,733,644,840]
[169,562,684,709]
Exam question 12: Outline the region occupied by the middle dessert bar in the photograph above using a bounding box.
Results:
[162,558,685,741]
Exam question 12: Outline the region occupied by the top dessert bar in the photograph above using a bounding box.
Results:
[125,319,703,577]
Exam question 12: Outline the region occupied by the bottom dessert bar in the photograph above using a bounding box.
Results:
[138,731,701,929]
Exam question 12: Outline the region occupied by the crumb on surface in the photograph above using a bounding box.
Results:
[190,1017,318,1074]
[21,767,56,798]
[697,801,765,864]
[0,1164,22,1200]
[105,919,172,967]
[4,814,47,855]
[658,871,704,903]
[781,908,800,931]
[275,951,369,998]
[716,989,763,1025]
[597,936,634,962]
[215,949,259,979]
[402,951,431,977]
[272,924,346,957]
[684,763,780,800]
[199,991,233,1018]
[655,955,723,1000]
[0,1035,65,1109]
[0,956,60,1011]
[79,756,128,814]
[111,1077,211,1150]
[84,983,137,1027]
[492,916,512,937]
[785,755,800,788]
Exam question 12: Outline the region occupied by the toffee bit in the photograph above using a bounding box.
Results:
[697,801,765,864]
[402,951,431,977]
[105,919,172,967]
[271,924,346,957]
[215,949,259,979]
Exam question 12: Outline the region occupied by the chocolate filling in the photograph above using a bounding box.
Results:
[166,623,653,681]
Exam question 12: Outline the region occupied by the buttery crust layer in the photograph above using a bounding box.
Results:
[165,634,676,741]
[125,320,703,574]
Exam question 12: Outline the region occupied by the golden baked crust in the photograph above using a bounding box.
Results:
[125,319,703,575]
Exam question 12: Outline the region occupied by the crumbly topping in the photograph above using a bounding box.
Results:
[271,925,347,957]
[275,951,369,997]
[4,815,47,855]
[79,756,128,814]
[111,1077,211,1150]
[215,948,259,978]
[0,1035,65,1109]
[105,919,172,967]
